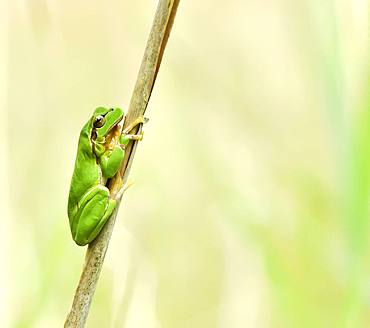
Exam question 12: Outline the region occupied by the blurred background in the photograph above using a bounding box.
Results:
[2,0,370,327]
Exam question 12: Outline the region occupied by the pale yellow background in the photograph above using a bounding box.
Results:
[2,0,370,327]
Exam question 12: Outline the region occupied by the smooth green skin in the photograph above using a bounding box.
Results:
[67,107,131,246]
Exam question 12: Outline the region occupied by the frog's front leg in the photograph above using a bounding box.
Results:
[71,185,116,246]
[99,145,125,179]
[99,133,144,179]
[120,116,148,148]
[100,117,147,178]
[119,116,147,146]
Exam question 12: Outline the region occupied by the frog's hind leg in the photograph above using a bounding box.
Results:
[72,185,116,246]
[86,198,116,244]
[70,186,103,235]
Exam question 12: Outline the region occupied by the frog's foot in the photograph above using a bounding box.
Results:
[125,131,144,141]
[120,116,147,147]
[120,131,144,147]
[115,178,134,200]
[122,116,149,134]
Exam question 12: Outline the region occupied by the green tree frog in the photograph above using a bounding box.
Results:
[67,107,145,246]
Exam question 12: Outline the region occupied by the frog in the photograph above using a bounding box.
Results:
[67,106,145,246]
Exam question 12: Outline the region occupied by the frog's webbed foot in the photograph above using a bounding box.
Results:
[120,116,148,146]
[115,178,134,200]
[122,116,149,135]
[124,132,144,141]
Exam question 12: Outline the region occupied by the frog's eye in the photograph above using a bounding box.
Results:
[93,115,105,128]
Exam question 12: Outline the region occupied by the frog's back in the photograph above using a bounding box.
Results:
[67,123,100,218]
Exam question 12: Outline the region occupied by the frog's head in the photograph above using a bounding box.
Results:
[92,107,124,139]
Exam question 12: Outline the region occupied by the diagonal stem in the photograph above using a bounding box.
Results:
[64,1,180,327]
